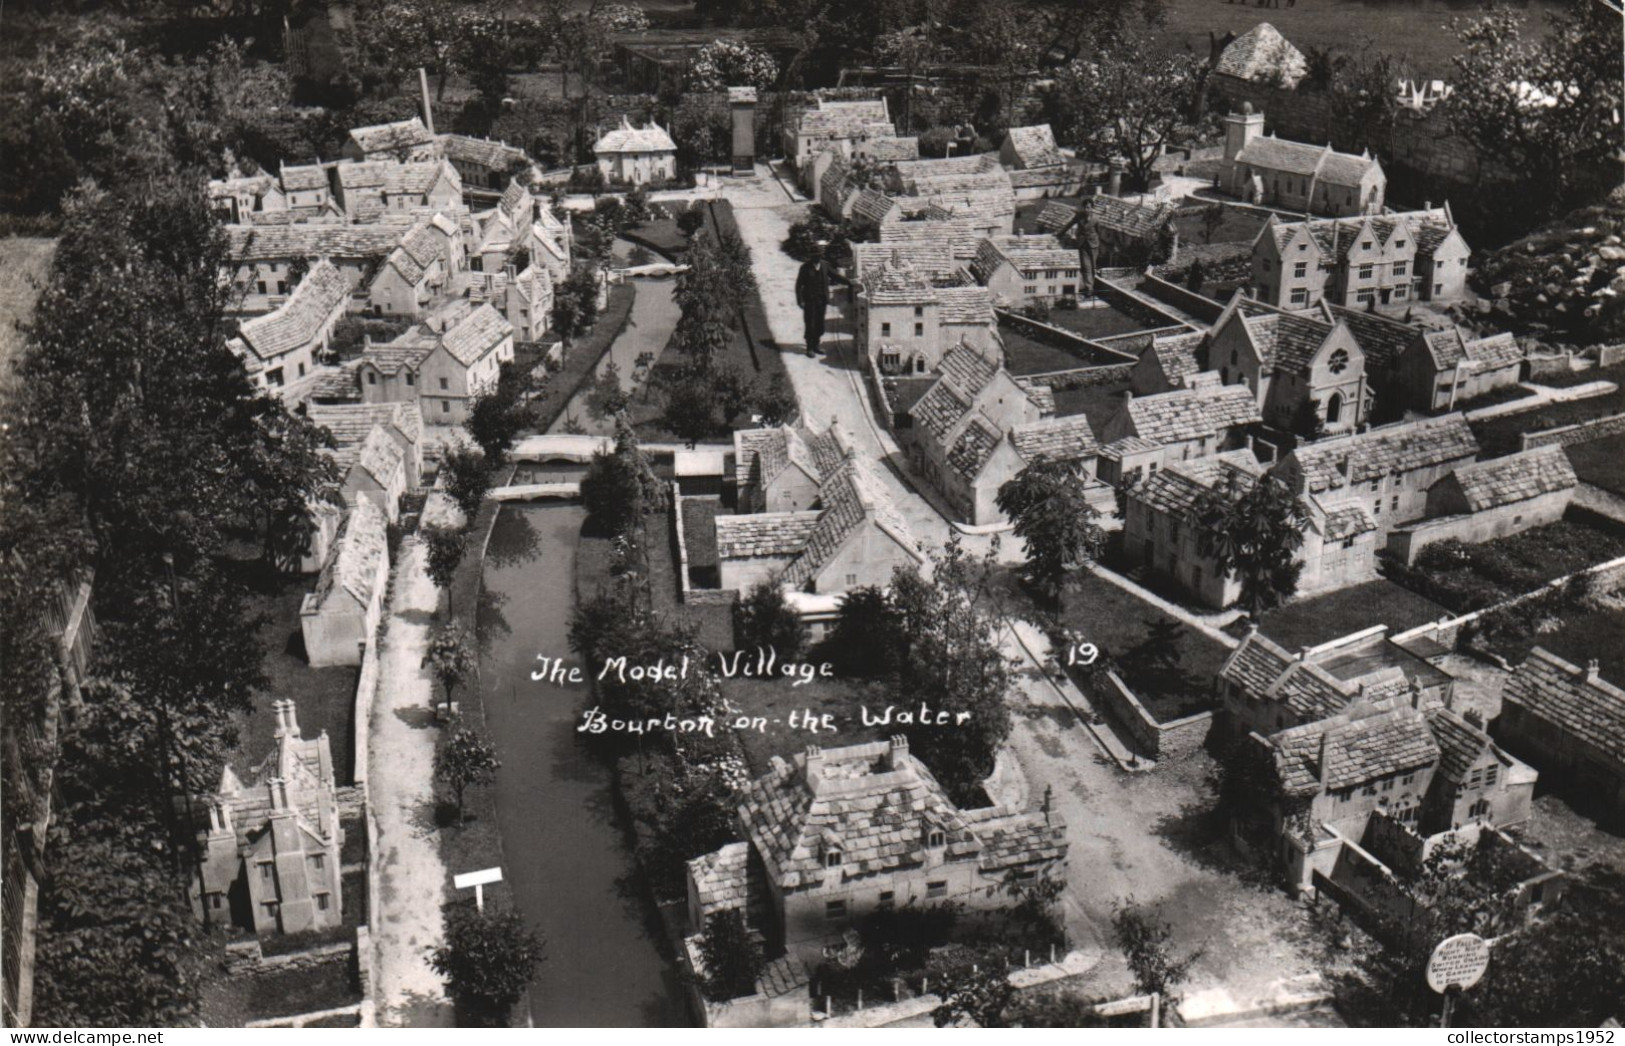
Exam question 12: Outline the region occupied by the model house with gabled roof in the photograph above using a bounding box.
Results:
[716,456,927,596]
[231,259,350,391]
[1495,648,1625,819]
[332,159,462,220]
[1277,410,1478,521]
[439,133,530,190]
[414,304,515,424]
[1121,449,1266,608]
[784,96,895,169]
[1388,445,1577,564]
[1250,693,1540,900]
[306,401,426,486]
[903,342,1049,524]
[999,125,1065,170]
[920,189,1017,241]
[593,116,678,185]
[970,235,1083,305]
[1208,293,1369,434]
[367,218,459,318]
[1131,330,1207,395]
[1101,382,1263,463]
[300,495,391,668]
[732,423,854,514]
[228,222,407,311]
[193,699,343,933]
[209,174,288,223]
[1396,326,1524,413]
[855,250,998,376]
[328,424,408,523]
[500,262,553,342]
[344,117,440,162]
[1251,208,1470,311]
[878,217,982,261]
[1221,103,1382,216]
[687,736,1068,966]
[1214,24,1307,88]
[468,178,571,288]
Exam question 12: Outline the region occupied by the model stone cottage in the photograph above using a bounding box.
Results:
[592,116,678,185]
[686,737,1068,967]
[192,700,343,935]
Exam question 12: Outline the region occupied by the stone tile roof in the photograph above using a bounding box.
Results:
[1242,310,1335,375]
[1286,414,1479,494]
[1320,499,1377,541]
[1271,704,1440,796]
[1425,707,1498,784]
[228,222,406,261]
[348,118,434,156]
[210,174,278,200]
[715,511,822,559]
[1010,416,1100,463]
[1100,435,1163,460]
[1319,304,1416,369]
[792,98,893,140]
[312,497,389,611]
[959,805,1069,869]
[1148,331,1203,385]
[594,116,677,154]
[891,153,1001,178]
[852,242,960,285]
[1503,647,1625,766]
[879,217,981,259]
[904,167,1014,197]
[238,260,349,361]
[306,364,363,402]
[1122,384,1262,445]
[1222,630,1297,698]
[783,457,921,587]
[688,841,753,921]
[1422,328,1524,371]
[330,424,405,490]
[946,415,1002,481]
[850,189,901,226]
[1235,136,1377,188]
[736,738,1064,891]
[440,133,527,170]
[937,341,1000,392]
[336,161,391,192]
[1131,449,1262,519]
[307,401,424,447]
[1003,124,1064,169]
[911,379,972,442]
[937,286,996,325]
[1085,196,1177,240]
[280,163,330,192]
[1035,201,1080,235]
[440,304,512,367]
[923,189,1017,229]
[1270,660,1356,723]
[862,136,920,161]
[1216,23,1307,87]
[360,341,436,374]
[1448,446,1576,512]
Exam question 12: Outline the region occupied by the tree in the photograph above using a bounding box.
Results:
[996,456,1105,606]
[1110,900,1201,1018]
[430,902,545,1026]
[677,206,707,238]
[1445,4,1622,215]
[673,231,744,367]
[824,586,905,677]
[426,624,478,710]
[1047,19,1203,192]
[686,39,780,92]
[886,539,1014,804]
[435,724,500,822]
[1193,474,1310,619]
[733,579,807,658]
[579,416,664,535]
[876,22,947,133]
[929,946,1014,1027]
[697,909,765,1001]
[443,443,493,520]
[664,376,724,447]
[750,372,799,427]
[424,525,467,595]
[466,361,540,463]
[585,360,630,421]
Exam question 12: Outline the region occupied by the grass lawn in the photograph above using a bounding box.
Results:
[1476,600,1625,690]
[200,953,361,1025]
[1050,379,1132,434]
[1046,303,1155,341]
[1257,579,1447,650]
[1565,435,1625,496]
[624,210,694,260]
[1387,515,1625,612]
[679,497,721,578]
[1471,362,1625,455]
[1171,204,1271,247]
[235,570,359,786]
[0,237,56,410]
[1012,569,1231,721]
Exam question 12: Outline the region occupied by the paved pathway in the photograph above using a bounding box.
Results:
[368,537,455,1027]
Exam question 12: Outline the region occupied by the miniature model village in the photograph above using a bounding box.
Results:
[2,0,1622,1030]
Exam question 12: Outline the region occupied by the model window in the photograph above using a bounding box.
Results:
[1484,765,1499,786]
[439,377,449,390]
[926,881,947,898]
[1393,261,1408,277]
[311,854,324,871]
[825,849,842,868]
[927,828,945,848]
[1358,264,1374,280]
[878,891,895,909]
[316,893,330,911]
[825,900,847,920]
[441,401,450,414]
[881,322,891,337]
[260,862,274,880]
[1291,288,1308,305]
[914,323,923,337]
[1294,262,1307,278]
[406,372,415,386]
[914,305,924,317]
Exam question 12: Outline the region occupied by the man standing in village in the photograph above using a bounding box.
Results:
[796,241,830,357]
[1059,206,1102,299]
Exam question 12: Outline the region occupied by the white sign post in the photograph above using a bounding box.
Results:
[453,867,504,912]
[1427,933,1491,1028]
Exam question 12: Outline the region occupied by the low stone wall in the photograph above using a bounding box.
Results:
[224,937,354,974]
[672,484,739,606]
[1520,411,1625,451]
[1136,272,1226,325]
[998,310,1140,366]
[1014,361,1136,391]
[1093,669,1213,762]
[1390,552,1625,651]
[1525,352,1583,381]
[1597,344,1625,368]
[1094,279,1195,332]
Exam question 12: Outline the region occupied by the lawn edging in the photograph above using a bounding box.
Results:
[533,282,637,432]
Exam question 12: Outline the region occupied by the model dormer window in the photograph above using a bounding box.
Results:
[825,847,842,868]
[927,828,945,848]
[1328,349,1350,374]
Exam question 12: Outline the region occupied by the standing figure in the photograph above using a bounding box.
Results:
[796,243,830,357]
[1059,209,1102,299]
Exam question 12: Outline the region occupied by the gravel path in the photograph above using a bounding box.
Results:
[367,537,455,1027]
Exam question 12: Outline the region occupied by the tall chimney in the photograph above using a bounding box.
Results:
[1584,659,1601,684]
[419,68,436,135]
[283,700,300,740]
[272,699,290,739]
[804,745,825,788]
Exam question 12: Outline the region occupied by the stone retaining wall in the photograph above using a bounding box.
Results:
[1597,344,1625,368]
[1136,272,1226,325]
[1520,411,1625,451]
[1092,669,1214,762]
[1014,361,1136,390]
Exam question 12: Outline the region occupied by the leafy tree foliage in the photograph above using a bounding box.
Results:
[585,360,630,421]
[733,579,808,658]
[426,624,478,708]
[1471,192,1625,347]
[1194,474,1310,619]
[1110,900,1201,1018]
[686,39,779,92]
[697,909,766,1001]
[677,207,708,238]
[929,946,1014,1027]
[465,361,540,464]
[579,417,665,536]
[443,444,493,520]
[996,456,1104,605]
[430,902,545,1026]
[663,375,724,447]
[1046,17,1203,191]
[435,724,500,821]
[824,586,907,677]
[424,525,468,594]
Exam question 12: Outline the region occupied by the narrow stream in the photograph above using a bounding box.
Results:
[477,503,692,1027]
